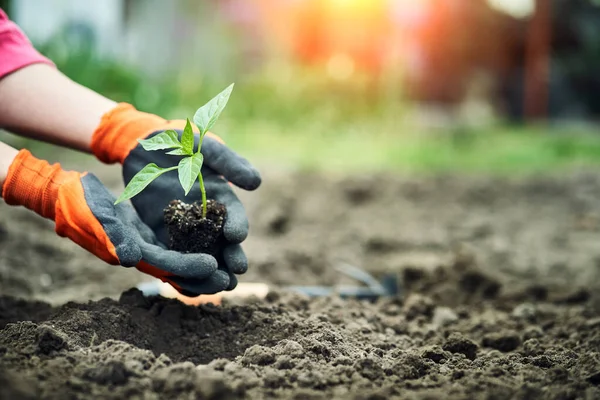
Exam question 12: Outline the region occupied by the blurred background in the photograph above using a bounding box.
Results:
[3,0,600,174]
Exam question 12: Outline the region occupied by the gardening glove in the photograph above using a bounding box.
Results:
[91,103,262,294]
[1,149,229,295]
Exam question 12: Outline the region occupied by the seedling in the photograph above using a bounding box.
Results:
[114,83,234,219]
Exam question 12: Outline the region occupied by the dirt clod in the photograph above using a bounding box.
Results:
[482,331,522,352]
[241,345,276,366]
[402,293,435,320]
[81,360,134,385]
[36,326,69,355]
[164,199,226,256]
[588,371,600,385]
[421,346,449,363]
[2,171,600,399]
[431,306,459,327]
[512,302,537,321]
[442,333,479,360]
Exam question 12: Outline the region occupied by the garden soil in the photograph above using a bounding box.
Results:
[1,165,600,399]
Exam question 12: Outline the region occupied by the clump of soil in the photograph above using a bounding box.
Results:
[0,276,599,400]
[163,199,226,256]
[3,170,600,398]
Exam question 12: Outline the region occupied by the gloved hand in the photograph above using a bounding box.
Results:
[1,150,229,294]
[91,103,261,294]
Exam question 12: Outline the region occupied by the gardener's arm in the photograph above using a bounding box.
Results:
[0,9,116,151]
[0,64,116,152]
[0,138,228,293]
[1,8,260,296]
[0,141,19,188]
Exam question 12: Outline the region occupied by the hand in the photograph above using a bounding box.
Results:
[91,104,261,295]
[123,131,261,293]
[2,150,228,294]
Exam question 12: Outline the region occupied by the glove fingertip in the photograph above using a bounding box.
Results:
[172,270,230,296]
[203,138,261,191]
[224,245,248,274]
[203,253,219,272]
[178,288,201,298]
[235,167,262,191]
[247,168,262,190]
[226,273,238,291]
[213,270,231,292]
[223,225,248,244]
[115,239,142,267]
[223,211,249,243]
[184,253,218,279]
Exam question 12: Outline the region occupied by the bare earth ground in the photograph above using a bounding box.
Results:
[1,162,600,399]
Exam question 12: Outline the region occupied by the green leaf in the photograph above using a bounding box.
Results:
[166,148,189,156]
[138,130,182,151]
[193,83,234,135]
[180,118,195,155]
[177,153,204,195]
[114,164,177,205]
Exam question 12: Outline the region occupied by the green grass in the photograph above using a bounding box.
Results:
[8,115,600,176]
[217,120,600,175]
[6,41,600,176]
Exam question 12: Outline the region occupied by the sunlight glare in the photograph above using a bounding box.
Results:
[487,0,535,19]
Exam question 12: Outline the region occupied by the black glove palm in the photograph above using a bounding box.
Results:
[122,132,261,295]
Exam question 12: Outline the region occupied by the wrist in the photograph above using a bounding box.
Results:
[0,64,117,153]
[0,142,19,189]
[1,149,78,219]
[91,103,225,165]
[91,103,169,164]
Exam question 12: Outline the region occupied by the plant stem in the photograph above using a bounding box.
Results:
[195,128,207,218]
[198,172,207,219]
[197,131,206,154]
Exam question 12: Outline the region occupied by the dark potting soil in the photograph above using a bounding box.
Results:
[2,170,600,399]
[0,259,599,400]
[163,199,226,256]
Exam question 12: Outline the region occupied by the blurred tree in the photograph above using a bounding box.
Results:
[524,0,551,120]
[501,0,600,122]
[406,0,519,105]
[550,0,600,119]
[0,0,11,13]
[403,0,600,123]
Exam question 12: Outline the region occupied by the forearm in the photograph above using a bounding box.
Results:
[0,141,19,190]
[0,64,116,153]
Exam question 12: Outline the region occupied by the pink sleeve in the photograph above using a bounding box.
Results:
[0,8,55,79]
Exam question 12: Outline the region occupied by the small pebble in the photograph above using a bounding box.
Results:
[482,331,521,352]
[442,333,478,360]
[432,307,459,328]
[523,326,544,340]
[512,303,537,320]
[403,294,435,320]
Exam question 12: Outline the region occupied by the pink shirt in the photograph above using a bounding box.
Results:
[0,8,54,79]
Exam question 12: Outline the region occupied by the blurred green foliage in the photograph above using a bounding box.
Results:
[36,39,181,117]
[221,118,600,175]
[0,0,10,13]
[2,31,600,175]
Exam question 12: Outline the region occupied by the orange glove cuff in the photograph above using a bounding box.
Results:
[91,103,224,165]
[91,103,170,164]
[2,150,79,220]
